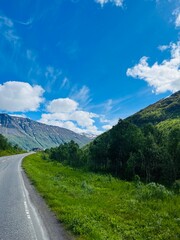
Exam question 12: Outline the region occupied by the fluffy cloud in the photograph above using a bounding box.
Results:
[127,42,180,93]
[40,118,83,134]
[47,98,78,113]
[95,0,124,7]
[70,111,97,127]
[0,81,44,112]
[40,98,101,135]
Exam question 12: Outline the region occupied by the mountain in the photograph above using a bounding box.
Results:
[127,90,180,128]
[82,91,180,186]
[0,114,91,150]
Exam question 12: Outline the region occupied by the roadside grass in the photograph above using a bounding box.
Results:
[22,153,180,240]
[0,149,25,157]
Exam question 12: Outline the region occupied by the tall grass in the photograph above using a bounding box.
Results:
[23,153,180,240]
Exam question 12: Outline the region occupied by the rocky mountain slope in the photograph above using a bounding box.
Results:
[0,114,91,150]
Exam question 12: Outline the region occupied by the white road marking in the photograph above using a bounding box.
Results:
[24,200,31,219]
[18,157,38,240]
[18,156,49,240]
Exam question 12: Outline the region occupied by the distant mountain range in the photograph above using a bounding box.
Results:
[0,114,91,150]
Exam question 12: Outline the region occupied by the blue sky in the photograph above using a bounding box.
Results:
[0,0,179,135]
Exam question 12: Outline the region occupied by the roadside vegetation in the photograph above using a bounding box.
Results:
[46,120,179,187]
[23,92,180,239]
[23,153,180,240]
[0,134,25,156]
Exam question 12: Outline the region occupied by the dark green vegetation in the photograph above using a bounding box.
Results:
[0,134,24,156]
[86,119,179,186]
[0,113,91,150]
[45,91,179,187]
[23,153,180,240]
[47,109,179,187]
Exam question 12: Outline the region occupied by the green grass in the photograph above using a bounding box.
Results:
[22,153,180,240]
[0,149,25,157]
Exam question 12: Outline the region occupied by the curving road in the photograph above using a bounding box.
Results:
[0,153,72,240]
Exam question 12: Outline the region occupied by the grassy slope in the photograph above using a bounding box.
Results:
[23,153,180,240]
[127,91,180,127]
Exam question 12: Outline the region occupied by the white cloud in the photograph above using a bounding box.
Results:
[40,118,83,134]
[104,99,113,112]
[45,66,62,82]
[9,114,27,118]
[39,98,102,135]
[61,77,69,88]
[0,16,13,27]
[40,104,117,135]
[70,85,92,107]
[0,15,20,46]
[39,114,102,136]
[95,0,124,7]
[47,98,78,113]
[102,124,112,130]
[158,45,169,51]
[45,66,62,92]
[127,41,180,93]
[16,17,34,26]
[173,8,180,27]
[70,111,97,127]
[0,81,44,112]
[100,116,118,125]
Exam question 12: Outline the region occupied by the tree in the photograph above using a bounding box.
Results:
[0,134,9,150]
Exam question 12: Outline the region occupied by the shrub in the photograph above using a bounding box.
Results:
[137,182,173,200]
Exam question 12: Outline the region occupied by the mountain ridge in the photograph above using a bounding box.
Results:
[126,90,180,126]
[0,113,91,150]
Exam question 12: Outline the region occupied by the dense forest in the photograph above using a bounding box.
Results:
[0,134,24,156]
[46,91,180,187]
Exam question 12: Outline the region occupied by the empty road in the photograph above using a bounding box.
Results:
[0,153,72,240]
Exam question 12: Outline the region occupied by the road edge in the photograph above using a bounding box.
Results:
[21,162,74,240]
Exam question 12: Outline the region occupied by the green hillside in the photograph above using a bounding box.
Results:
[127,90,180,126]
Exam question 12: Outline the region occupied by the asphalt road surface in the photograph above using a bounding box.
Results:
[0,153,72,240]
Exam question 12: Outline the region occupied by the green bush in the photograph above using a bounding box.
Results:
[137,182,173,200]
